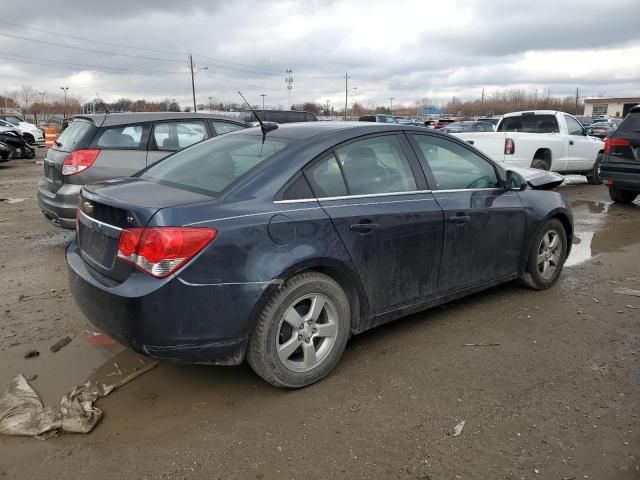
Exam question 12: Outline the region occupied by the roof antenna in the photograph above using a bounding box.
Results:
[96,93,110,114]
[237,90,277,142]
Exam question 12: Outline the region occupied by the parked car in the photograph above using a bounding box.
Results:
[575,116,594,128]
[441,121,495,133]
[0,116,44,144]
[0,141,11,162]
[477,117,502,126]
[358,114,398,123]
[0,130,35,159]
[239,110,318,124]
[451,111,604,183]
[38,112,248,229]
[600,105,640,204]
[586,118,622,139]
[68,122,573,388]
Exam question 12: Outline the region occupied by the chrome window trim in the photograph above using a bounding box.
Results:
[78,209,122,233]
[274,189,433,204]
[435,188,503,193]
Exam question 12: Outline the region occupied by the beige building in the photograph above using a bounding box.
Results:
[583,97,640,118]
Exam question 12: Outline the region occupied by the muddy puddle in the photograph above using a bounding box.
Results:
[566,199,640,267]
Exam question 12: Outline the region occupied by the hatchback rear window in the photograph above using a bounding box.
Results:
[139,134,292,196]
[54,120,97,152]
[617,112,640,133]
[498,115,559,133]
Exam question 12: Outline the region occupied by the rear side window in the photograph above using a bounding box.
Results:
[153,120,208,151]
[334,136,417,195]
[211,121,246,135]
[307,154,348,198]
[140,134,291,196]
[498,115,559,133]
[97,124,147,149]
[55,120,97,151]
[618,112,640,133]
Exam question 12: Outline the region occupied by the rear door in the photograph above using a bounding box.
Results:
[146,119,210,165]
[304,133,444,317]
[408,133,525,292]
[87,123,151,179]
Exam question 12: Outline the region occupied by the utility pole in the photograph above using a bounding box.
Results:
[260,94,267,109]
[389,97,395,113]
[344,72,348,121]
[285,69,293,108]
[534,88,538,110]
[60,87,69,119]
[575,87,580,115]
[190,53,196,112]
[326,100,330,116]
[481,88,485,115]
[36,92,45,124]
[208,96,213,111]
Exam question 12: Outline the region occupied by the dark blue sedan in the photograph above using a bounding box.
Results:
[67,122,573,388]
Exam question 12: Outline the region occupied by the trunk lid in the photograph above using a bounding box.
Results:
[78,178,213,282]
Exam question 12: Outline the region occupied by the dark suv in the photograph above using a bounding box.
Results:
[600,105,640,204]
[239,110,317,124]
[38,112,248,229]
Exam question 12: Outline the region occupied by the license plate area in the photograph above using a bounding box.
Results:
[78,211,121,271]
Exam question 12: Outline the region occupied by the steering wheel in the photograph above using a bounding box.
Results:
[466,176,493,189]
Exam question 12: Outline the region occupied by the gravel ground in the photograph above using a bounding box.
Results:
[0,151,639,479]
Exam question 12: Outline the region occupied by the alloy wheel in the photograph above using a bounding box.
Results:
[276,293,339,373]
[537,230,562,280]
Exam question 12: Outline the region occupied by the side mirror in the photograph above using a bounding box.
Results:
[506,170,527,191]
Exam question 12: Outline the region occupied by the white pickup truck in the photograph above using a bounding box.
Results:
[451,110,605,184]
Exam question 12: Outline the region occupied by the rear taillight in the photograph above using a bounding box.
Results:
[116,227,217,278]
[603,138,630,154]
[504,138,515,155]
[62,149,100,176]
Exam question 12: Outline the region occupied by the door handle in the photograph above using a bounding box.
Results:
[569,140,574,145]
[448,215,470,225]
[466,140,475,145]
[350,222,379,233]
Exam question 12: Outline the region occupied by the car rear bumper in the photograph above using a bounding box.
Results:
[37,178,81,229]
[601,163,640,192]
[66,241,268,365]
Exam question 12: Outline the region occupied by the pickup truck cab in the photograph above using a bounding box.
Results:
[451,111,604,184]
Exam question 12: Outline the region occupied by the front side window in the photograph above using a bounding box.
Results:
[334,136,417,195]
[153,120,208,151]
[564,115,585,135]
[96,124,146,149]
[140,134,291,196]
[211,121,246,135]
[412,135,499,190]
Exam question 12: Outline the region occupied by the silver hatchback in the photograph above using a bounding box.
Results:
[38,112,247,229]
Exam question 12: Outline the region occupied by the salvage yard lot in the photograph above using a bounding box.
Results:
[1,152,639,479]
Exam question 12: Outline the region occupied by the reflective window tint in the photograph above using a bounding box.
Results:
[334,136,416,195]
[412,135,499,190]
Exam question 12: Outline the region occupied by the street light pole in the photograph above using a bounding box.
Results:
[326,100,330,116]
[260,94,266,109]
[389,97,395,113]
[208,96,213,111]
[60,87,69,120]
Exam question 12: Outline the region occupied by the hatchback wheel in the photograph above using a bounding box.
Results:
[247,272,350,388]
[521,219,567,290]
[609,187,638,204]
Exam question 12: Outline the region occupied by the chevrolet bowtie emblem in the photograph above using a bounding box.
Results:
[82,201,94,214]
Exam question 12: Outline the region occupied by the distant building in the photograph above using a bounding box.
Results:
[583,97,640,118]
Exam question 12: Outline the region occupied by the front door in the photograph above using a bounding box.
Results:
[304,134,444,316]
[565,114,597,171]
[409,133,525,292]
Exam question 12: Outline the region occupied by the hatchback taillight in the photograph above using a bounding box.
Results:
[604,138,630,154]
[504,137,515,155]
[116,227,217,278]
[62,149,100,176]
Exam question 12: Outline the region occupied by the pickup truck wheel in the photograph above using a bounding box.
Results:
[521,219,567,290]
[531,158,550,170]
[609,187,638,204]
[585,153,603,185]
[246,272,350,388]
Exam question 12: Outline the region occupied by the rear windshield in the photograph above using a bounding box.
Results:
[139,134,292,196]
[55,120,97,151]
[618,112,640,134]
[498,114,559,133]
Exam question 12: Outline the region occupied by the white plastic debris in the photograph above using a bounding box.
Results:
[0,197,27,204]
[453,420,466,437]
[614,288,640,297]
[0,361,158,437]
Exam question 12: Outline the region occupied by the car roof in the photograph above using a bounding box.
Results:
[72,112,247,127]
[233,121,433,141]
[503,110,560,117]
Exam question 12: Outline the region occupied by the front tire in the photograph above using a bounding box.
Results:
[246,272,350,388]
[521,219,567,290]
[22,133,35,145]
[585,153,603,185]
[609,187,638,204]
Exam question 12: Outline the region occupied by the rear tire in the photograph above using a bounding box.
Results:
[521,219,567,290]
[246,272,350,388]
[531,157,550,170]
[609,187,638,204]
[585,153,603,185]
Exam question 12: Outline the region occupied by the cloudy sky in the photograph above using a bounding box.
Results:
[2,0,639,109]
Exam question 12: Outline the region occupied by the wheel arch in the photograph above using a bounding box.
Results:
[531,148,552,169]
[548,211,573,256]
